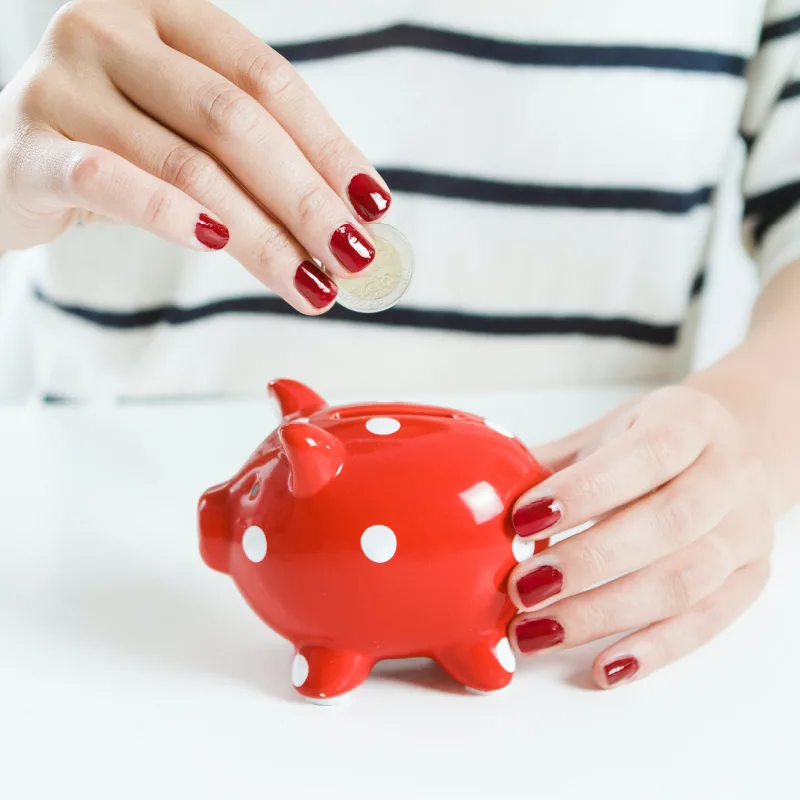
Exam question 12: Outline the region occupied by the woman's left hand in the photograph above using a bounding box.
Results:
[507,384,774,688]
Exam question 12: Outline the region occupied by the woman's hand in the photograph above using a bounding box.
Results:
[507,385,774,688]
[0,0,391,312]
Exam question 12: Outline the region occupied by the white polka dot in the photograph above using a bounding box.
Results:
[494,637,516,673]
[291,653,309,687]
[512,535,535,563]
[361,524,397,563]
[484,419,515,438]
[465,685,511,696]
[305,692,351,706]
[242,525,267,562]
[366,417,401,435]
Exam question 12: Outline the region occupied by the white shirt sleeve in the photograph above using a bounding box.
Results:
[741,0,800,285]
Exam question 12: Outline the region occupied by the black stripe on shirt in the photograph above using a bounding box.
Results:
[376,168,713,212]
[34,287,690,347]
[761,14,800,44]
[273,23,747,76]
[745,180,800,244]
[779,80,800,101]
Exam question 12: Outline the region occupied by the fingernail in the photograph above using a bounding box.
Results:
[329,223,375,273]
[294,261,338,309]
[513,497,562,538]
[514,618,565,654]
[348,173,391,222]
[603,656,640,686]
[516,565,563,608]
[195,213,230,250]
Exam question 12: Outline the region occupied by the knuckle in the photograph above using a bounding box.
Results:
[314,133,351,172]
[256,223,293,274]
[159,144,217,196]
[640,429,684,479]
[577,596,616,635]
[295,183,329,225]
[197,82,260,139]
[653,491,695,544]
[243,51,300,102]
[18,72,62,118]
[47,1,88,38]
[568,471,606,509]
[577,540,614,580]
[47,0,111,49]
[664,562,702,613]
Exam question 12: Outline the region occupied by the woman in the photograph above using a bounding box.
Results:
[1,0,798,689]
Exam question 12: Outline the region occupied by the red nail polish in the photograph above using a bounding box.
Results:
[516,565,563,608]
[513,497,562,538]
[294,261,338,309]
[604,656,640,686]
[514,618,565,654]
[195,214,229,250]
[329,224,375,273]
[348,174,391,221]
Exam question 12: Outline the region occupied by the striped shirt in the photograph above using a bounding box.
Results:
[2,0,800,401]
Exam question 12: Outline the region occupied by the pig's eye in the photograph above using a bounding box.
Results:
[249,481,260,500]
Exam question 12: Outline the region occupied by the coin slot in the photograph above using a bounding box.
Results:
[331,404,461,420]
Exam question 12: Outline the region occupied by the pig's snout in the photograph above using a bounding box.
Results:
[198,485,230,574]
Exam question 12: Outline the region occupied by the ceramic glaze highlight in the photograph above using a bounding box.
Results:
[198,379,551,702]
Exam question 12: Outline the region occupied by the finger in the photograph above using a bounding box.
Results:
[55,84,338,314]
[509,510,766,657]
[593,561,770,688]
[8,126,229,251]
[508,443,745,611]
[105,35,375,279]
[157,0,391,223]
[512,386,719,540]
[531,395,642,472]
[62,142,231,251]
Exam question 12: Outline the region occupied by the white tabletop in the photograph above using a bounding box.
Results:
[1,385,797,800]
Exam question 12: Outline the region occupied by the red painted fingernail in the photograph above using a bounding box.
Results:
[195,214,229,250]
[513,497,562,538]
[329,223,375,273]
[514,618,565,654]
[294,261,338,309]
[348,173,391,221]
[516,565,563,608]
[604,656,640,686]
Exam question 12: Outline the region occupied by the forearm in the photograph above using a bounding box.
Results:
[685,260,800,515]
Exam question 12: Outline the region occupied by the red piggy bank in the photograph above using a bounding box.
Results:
[198,379,550,704]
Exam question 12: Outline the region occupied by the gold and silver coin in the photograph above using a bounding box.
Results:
[331,222,414,313]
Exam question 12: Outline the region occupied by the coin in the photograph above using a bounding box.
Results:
[332,222,414,313]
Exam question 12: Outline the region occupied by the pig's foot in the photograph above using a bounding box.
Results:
[436,635,516,694]
[290,646,372,704]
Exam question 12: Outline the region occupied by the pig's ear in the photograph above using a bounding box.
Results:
[268,379,326,419]
[279,422,345,498]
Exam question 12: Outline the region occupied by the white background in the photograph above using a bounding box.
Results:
[1,387,798,800]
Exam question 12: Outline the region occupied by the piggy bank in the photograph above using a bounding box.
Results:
[198,379,550,704]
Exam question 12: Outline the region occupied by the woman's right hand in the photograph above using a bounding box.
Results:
[0,0,392,312]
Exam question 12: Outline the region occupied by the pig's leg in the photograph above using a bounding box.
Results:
[435,634,516,694]
[290,646,372,704]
